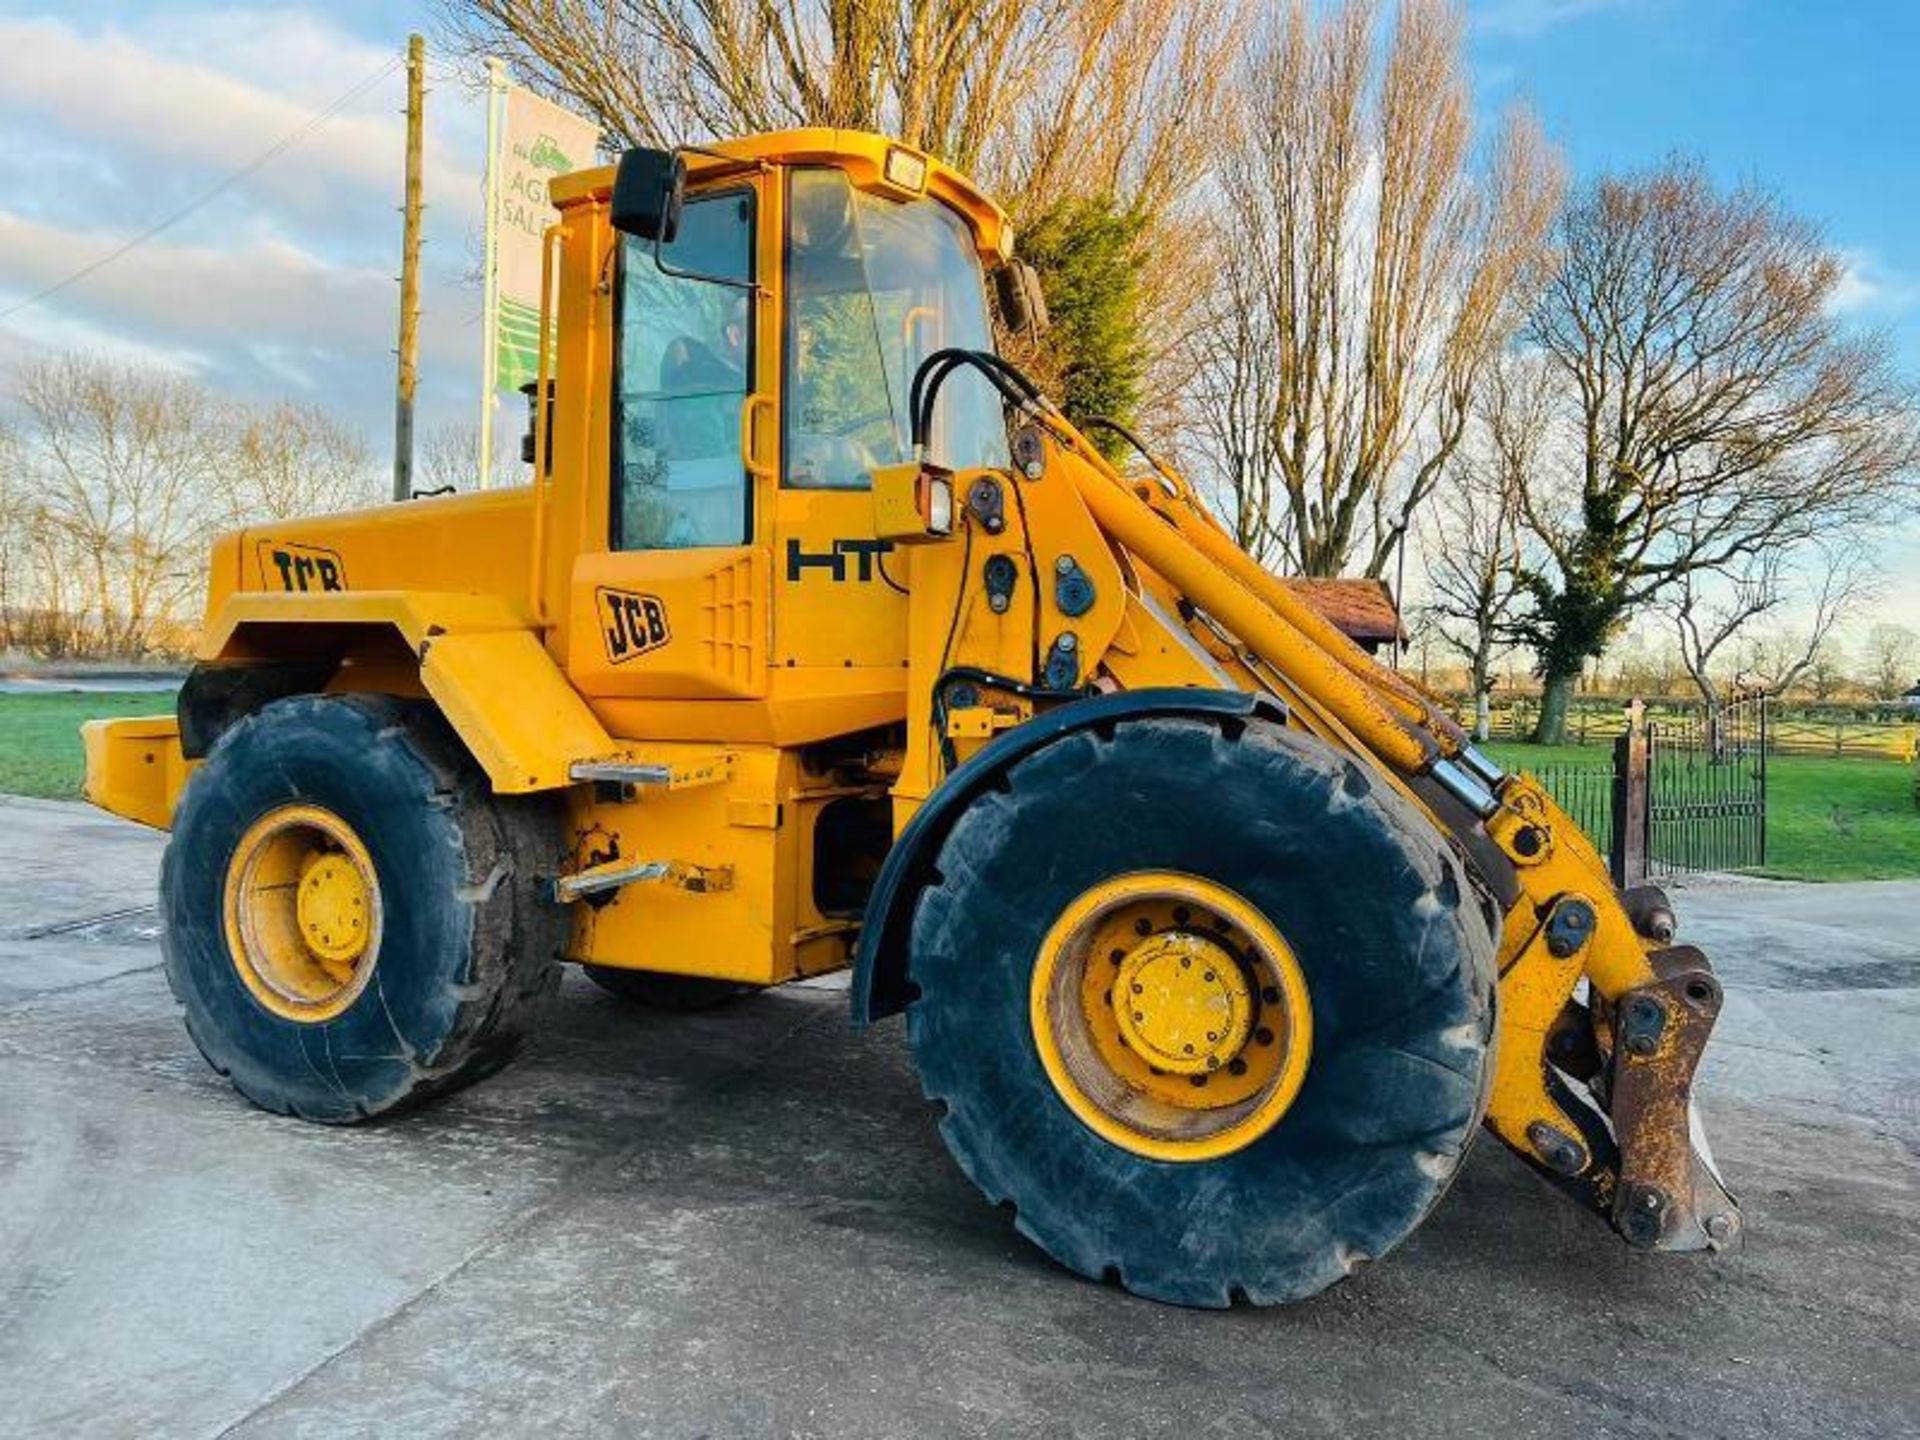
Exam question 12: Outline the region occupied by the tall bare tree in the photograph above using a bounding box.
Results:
[1515,159,1920,742]
[437,0,1239,429]
[1420,354,1546,738]
[438,0,1230,212]
[1196,0,1562,579]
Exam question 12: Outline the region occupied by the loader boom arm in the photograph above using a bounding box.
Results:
[922,398,1739,1254]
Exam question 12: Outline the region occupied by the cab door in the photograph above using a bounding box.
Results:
[568,177,775,701]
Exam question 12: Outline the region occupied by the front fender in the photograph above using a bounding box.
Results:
[852,687,1285,1025]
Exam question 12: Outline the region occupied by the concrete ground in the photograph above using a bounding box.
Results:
[0,794,1915,1440]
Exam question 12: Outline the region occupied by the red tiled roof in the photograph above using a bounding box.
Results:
[1279,577,1405,644]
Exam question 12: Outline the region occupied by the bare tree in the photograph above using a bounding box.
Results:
[437,0,1238,430]
[1669,543,1869,716]
[1196,0,1562,581]
[0,423,25,651]
[1185,208,1289,561]
[12,354,223,657]
[1605,625,1691,700]
[1801,637,1851,702]
[438,0,1231,213]
[1514,159,1920,742]
[1862,623,1920,701]
[1420,355,1547,738]
[221,402,380,524]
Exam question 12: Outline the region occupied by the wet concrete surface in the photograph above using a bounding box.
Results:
[0,794,1915,1438]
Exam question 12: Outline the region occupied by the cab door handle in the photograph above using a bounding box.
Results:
[741,393,776,479]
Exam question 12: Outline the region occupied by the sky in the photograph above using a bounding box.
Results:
[0,0,1915,635]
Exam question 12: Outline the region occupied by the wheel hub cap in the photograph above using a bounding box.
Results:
[1113,932,1251,1074]
[1029,871,1313,1163]
[296,853,371,967]
[222,803,383,1024]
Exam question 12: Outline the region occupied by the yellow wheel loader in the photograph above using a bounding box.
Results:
[83,131,1738,1306]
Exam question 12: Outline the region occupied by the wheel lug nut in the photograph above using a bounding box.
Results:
[1228,1058,1248,1076]
[1134,919,1152,936]
[1255,1026,1275,1046]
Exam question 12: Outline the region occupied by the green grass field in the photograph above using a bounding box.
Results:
[4,694,1913,882]
[1487,741,1920,883]
[0,691,175,800]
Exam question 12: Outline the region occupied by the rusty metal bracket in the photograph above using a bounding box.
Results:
[551,855,735,903]
[1606,945,1740,1250]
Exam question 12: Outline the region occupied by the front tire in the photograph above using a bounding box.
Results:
[160,695,568,1122]
[905,713,1497,1307]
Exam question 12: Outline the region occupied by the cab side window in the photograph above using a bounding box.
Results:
[614,190,754,549]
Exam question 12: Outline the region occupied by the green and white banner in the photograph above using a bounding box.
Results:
[484,78,601,398]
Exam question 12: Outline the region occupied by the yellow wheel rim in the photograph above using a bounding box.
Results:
[222,804,382,1023]
[1030,871,1312,1162]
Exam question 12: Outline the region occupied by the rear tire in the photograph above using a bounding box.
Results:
[160,694,568,1122]
[905,713,1497,1307]
[581,966,755,1010]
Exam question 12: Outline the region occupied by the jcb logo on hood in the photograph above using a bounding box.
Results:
[258,540,346,592]
[597,587,671,663]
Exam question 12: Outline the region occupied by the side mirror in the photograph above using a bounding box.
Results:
[995,260,1050,337]
[611,147,685,243]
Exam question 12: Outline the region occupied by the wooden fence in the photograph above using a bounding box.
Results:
[1476,701,1916,761]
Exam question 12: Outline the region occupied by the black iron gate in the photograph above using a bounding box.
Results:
[1644,693,1769,876]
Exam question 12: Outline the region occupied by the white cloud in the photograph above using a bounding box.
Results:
[0,7,498,444]
[1829,249,1920,319]
[0,15,477,233]
[0,207,480,437]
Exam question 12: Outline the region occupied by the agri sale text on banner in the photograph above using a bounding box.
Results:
[491,86,601,395]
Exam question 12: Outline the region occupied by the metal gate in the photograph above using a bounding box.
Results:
[1644,693,1769,876]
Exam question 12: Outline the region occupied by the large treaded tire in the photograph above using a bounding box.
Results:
[905,713,1497,1307]
[159,694,568,1122]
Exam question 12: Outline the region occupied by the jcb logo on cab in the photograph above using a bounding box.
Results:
[597,587,671,663]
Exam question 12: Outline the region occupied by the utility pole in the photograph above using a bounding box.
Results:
[392,33,425,502]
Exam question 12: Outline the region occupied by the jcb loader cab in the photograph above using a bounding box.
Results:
[83,130,1738,1307]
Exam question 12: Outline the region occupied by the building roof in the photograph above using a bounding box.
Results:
[1280,577,1406,645]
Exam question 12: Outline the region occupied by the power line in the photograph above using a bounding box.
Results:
[0,53,404,324]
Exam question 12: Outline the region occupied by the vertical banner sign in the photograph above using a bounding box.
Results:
[478,68,600,483]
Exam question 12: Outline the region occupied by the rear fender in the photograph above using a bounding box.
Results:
[187,590,616,794]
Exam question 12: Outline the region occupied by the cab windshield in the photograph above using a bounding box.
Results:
[784,167,1009,489]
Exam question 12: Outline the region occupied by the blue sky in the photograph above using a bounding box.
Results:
[0,0,1914,626]
[1471,0,1920,370]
